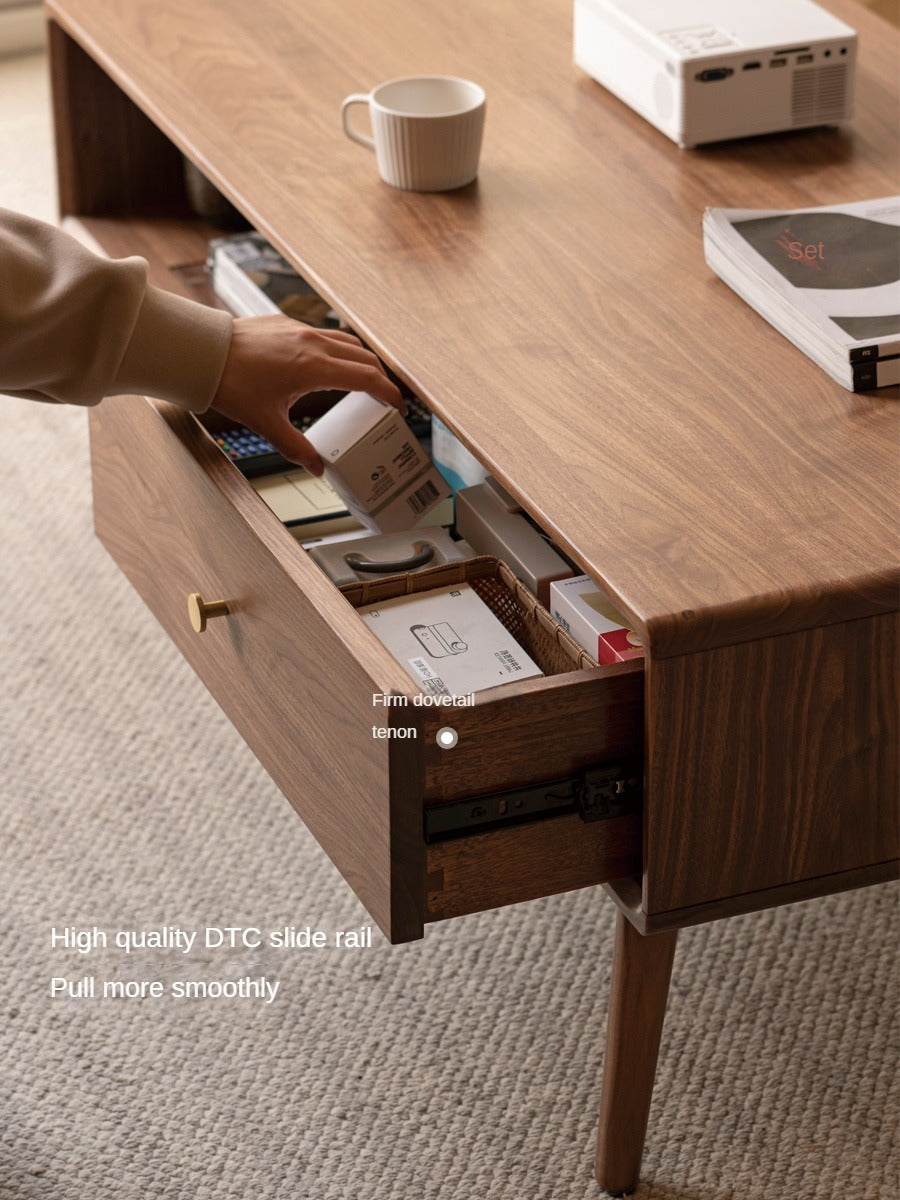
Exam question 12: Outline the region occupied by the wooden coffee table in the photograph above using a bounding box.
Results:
[46,0,898,1190]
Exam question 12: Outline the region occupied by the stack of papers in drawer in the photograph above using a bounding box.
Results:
[358,583,543,697]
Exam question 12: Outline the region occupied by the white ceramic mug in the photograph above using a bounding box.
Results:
[341,75,485,192]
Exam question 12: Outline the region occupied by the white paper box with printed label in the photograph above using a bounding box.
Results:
[357,583,543,697]
[305,391,451,533]
[549,575,644,665]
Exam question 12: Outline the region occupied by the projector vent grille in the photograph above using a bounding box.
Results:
[653,72,674,120]
[792,64,849,124]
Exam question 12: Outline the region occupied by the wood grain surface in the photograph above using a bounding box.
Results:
[419,664,643,804]
[48,21,188,217]
[51,1,898,932]
[644,610,900,914]
[81,243,646,933]
[426,814,640,923]
[88,392,428,943]
[47,0,900,659]
[595,916,679,1194]
[50,9,899,1185]
[607,859,900,933]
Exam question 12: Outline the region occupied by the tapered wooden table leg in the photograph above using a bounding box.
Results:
[595,914,679,1195]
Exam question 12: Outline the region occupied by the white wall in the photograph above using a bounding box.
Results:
[0,1,45,59]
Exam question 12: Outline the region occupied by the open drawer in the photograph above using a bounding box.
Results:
[89,394,644,943]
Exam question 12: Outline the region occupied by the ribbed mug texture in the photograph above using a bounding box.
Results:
[372,105,485,191]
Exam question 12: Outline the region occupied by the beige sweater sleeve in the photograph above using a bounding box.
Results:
[0,207,233,412]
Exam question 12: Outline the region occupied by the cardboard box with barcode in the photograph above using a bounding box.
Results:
[304,391,450,533]
[549,576,644,665]
[358,583,543,697]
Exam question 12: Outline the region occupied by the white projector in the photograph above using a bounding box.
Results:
[574,0,857,148]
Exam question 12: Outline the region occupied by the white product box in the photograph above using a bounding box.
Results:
[358,583,543,697]
[305,391,451,533]
[574,0,856,148]
[549,576,644,665]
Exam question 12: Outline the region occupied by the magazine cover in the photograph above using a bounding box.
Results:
[703,196,900,390]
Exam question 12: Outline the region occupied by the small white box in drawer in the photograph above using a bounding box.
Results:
[550,576,644,664]
[306,391,450,532]
[358,582,543,697]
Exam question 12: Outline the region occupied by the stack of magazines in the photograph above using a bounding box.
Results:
[207,231,340,327]
[703,197,899,392]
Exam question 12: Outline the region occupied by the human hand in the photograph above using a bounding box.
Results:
[211,315,405,475]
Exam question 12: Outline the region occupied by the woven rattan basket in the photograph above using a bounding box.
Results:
[340,556,597,679]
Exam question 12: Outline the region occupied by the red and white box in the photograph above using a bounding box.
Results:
[549,575,644,665]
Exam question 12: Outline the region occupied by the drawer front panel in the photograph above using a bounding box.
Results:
[90,396,424,941]
[420,666,643,805]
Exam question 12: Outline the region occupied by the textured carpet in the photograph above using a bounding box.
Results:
[0,398,897,1200]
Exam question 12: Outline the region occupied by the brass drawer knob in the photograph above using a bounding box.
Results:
[187,592,230,633]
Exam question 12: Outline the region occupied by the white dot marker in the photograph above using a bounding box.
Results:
[436,726,458,750]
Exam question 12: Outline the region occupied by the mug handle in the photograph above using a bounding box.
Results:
[341,93,375,149]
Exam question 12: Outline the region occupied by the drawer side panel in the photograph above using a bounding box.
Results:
[645,613,900,914]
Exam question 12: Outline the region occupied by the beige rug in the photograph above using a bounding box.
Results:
[0,396,897,1200]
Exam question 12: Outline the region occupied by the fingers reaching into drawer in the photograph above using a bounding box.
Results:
[211,316,404,473]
